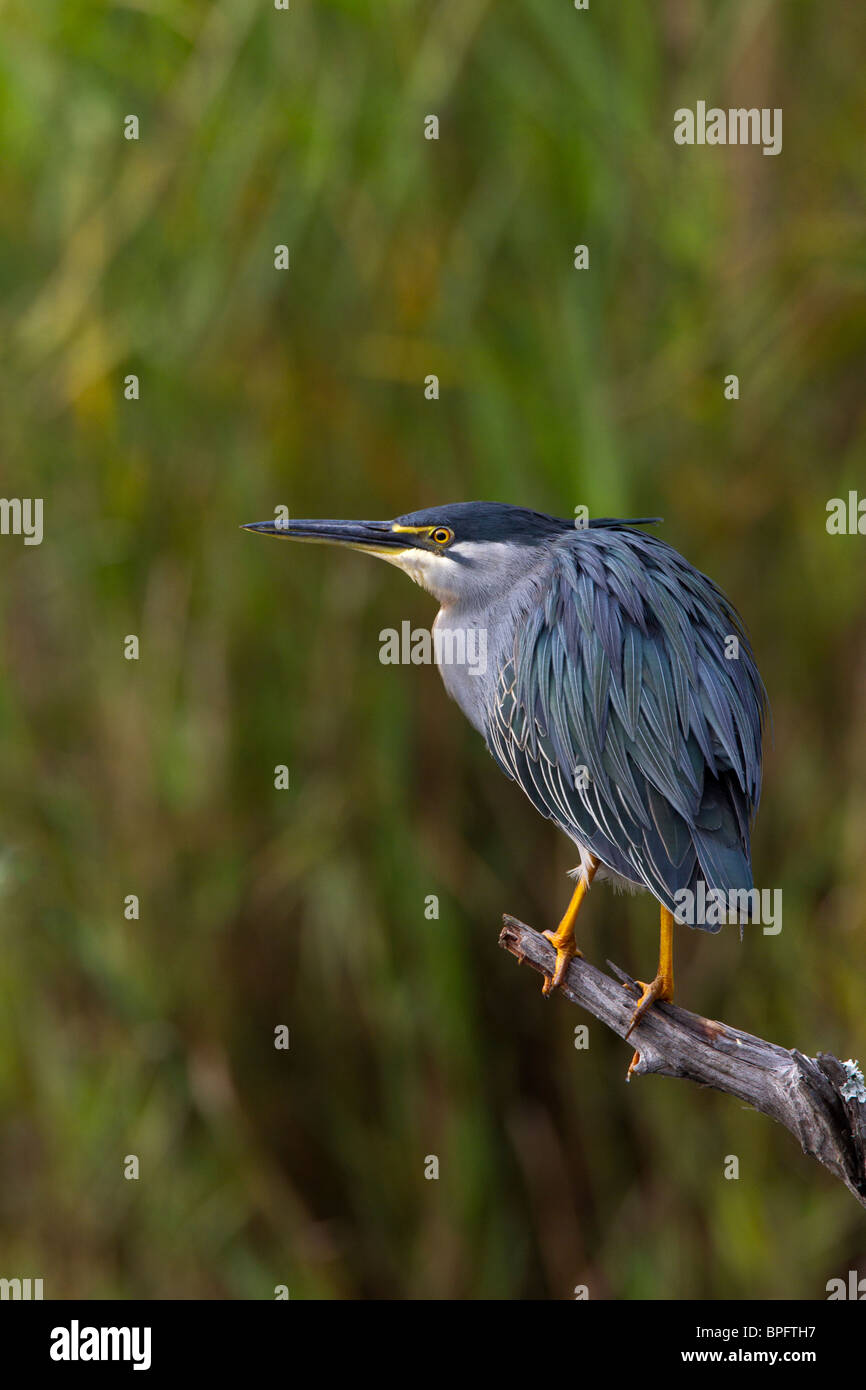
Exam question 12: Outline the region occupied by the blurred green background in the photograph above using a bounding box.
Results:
[1,0,865,1300]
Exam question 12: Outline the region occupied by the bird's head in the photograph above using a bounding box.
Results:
[243,502,575,606]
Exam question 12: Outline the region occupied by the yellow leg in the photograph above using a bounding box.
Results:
[541,856,599,995]
[625,904,675,1040]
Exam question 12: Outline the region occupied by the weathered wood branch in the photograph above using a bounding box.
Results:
[499,914,866,1209]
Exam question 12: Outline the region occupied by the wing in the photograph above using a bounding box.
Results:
[486,528,768,927]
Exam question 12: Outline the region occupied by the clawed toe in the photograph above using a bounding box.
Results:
[624,974,671,1038]
[541,930,583,995]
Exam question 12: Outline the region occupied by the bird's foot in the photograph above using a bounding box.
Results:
[541,930,583,995]
[624,972,673,1039]
[625,974,673,1078]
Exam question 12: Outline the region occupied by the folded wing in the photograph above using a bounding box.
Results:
[486,528,767,929]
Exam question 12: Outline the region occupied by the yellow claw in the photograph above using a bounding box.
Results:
[540,858,598,995]
[541,932,583,994]
[624,905,676,1071]
[625,971,674,1038]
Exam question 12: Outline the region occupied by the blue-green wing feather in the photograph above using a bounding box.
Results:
[486,527,767,930]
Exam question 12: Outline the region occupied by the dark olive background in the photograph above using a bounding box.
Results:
[1,1,864,1298]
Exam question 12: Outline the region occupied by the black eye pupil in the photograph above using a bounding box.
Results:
[433,529,450,544]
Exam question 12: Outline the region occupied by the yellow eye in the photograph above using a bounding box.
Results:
[430,527,453,546]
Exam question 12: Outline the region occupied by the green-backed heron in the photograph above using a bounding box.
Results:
[244,503,767,1046]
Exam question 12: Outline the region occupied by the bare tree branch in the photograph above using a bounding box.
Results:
[499,914,866,1209]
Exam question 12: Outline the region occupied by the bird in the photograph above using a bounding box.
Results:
[244,502,767,1042]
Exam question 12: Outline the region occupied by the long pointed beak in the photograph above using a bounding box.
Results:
[241,518,411,554]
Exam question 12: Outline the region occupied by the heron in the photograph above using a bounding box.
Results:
[244,503,767,1040]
